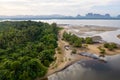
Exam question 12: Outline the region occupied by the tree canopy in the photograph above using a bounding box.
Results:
[0,21,59,80]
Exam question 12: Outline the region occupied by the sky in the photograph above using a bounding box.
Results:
[0,0,120,16]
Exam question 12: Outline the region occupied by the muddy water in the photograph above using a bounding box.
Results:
[48,54,120,80]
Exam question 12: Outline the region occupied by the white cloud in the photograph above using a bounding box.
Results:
[0,0,119,16]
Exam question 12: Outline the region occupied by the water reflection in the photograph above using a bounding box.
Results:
[48,54,120,80]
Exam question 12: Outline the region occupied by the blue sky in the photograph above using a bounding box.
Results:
[0,0,120,16]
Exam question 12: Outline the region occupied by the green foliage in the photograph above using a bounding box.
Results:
[63,32,93,47]
[104,43,117,51]
[111,43,118,48]
[63,32,83,47]
[72,49,77,54]
[74,39,82,47]
[98,46,106,55]
[0,21,59,80]
[104,43,109,48]
[85,37,93,44]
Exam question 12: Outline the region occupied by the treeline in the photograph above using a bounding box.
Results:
[63,32,93,47]
[0,21,59,80]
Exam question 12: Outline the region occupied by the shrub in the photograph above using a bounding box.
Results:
[85,37,93,44]
[72,49,77,54]
[98,46,106,55]
[104,43,117,51]
[104,43,110,48]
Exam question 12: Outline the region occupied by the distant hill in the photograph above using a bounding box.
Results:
[84,13,111,18]
[0,13,120,20]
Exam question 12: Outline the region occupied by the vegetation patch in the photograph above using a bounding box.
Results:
[104,43,118,51]
[63,31,93,48]
[98,46,106,56]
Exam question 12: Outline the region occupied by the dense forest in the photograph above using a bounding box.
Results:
[0,21,59,80]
